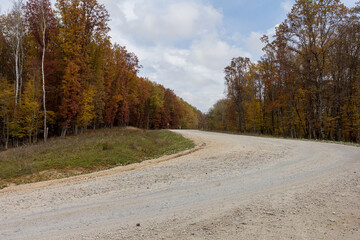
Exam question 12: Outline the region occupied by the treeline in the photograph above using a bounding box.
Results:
[0,0,200,150]
[207,0,360,142]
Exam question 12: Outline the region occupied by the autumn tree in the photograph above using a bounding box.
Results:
[283,0,347,139]
[25,0,57,142]
[2,0,26,106]
[56,0,109,136]
[0,0,200,149]
[209,0,359,143]
[17,78,43,143]
[225,57,252,132]
[0,77,13,149]
[207,99,232,131]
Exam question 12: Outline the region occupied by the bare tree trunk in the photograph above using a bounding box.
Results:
[10,1,25,106]
[14,42,19,105]
[19,34,24,104]
[42,17,48,142]
[61,128,67,138]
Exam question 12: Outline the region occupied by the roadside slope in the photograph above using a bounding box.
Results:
[0,128,194,188]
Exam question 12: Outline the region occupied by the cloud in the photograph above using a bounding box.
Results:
[135,37,247,112]
[102,0,250,112]
[246,32,264,59]
[190,34,249,70]
[281,0,293,12]
[108,0,222,44]
[246,25,278,61]
[339,0,358,8]
[121,1,138,21]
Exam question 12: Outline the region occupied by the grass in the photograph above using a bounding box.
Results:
[0,127,194,188]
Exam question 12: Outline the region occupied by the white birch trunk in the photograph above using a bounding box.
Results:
[42,14,47,142]
[10,0,25,107]
[15,38,19,106]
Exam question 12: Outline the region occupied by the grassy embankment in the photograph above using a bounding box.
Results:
[0,128,194,189]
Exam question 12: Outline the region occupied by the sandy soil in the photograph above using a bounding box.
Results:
[0,130,359,240]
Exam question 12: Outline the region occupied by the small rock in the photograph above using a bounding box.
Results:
[329,219,335,223]
[136,223,141,227]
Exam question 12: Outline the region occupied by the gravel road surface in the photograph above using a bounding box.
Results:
[0,130,359,239]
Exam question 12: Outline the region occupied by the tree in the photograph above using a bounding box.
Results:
[78,86,96,130]
[0,0,200,149]
[146,83,164,129]
[2,0,26,106]
[56,0,109,136]
[207,99,231,131]
[25,0,57,142]
[208,0,359,143]
[17,78,42,143]
[225,57,252,132]
[0,77,13,149]
[283,0,347,139]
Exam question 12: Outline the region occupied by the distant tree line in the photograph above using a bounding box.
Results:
[207,0,360,142]
[0,0,201,150]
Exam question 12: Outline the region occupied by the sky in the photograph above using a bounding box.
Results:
[0,0,358,112]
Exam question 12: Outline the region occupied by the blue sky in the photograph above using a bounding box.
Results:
[0,0,358,112]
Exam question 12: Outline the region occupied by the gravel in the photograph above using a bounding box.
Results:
[0,130,359,239]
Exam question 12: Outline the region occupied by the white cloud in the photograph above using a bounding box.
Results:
[246,32,264,59]
[164,50,189,68]
[135,41,242,112]
[109,0,222,44]
[121,1,138,21]
[190,34,249,70]
[340,0,358,7]
[281,0,293,12]
[101,0,248,112]
[246,25,278,61]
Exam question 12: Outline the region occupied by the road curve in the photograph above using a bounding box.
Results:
[0,130,359,239]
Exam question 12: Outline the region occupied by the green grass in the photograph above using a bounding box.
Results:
[0,127,194,188]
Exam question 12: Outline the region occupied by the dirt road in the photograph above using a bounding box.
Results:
[1,130,359,239]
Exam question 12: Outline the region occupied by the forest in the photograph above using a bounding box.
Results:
[0,0,201,150]
[207,0,360,143]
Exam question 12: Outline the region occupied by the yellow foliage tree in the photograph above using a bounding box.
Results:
[18,78,42,143]
[78,86,96,129]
